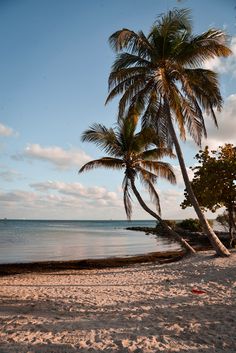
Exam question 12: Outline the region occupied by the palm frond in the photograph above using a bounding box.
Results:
[154,8,192,42]
[139,161,176,184]
[117,114,137,152]
[139,96,173,148]
[138,168,161,215]
[107,67,147,91]
[141,90,160,128]
[81,124,123,157]
[109,28,153,57]
[106,73,147,105]
[117,78,148,120]
[124,80,157,119]
[168,83,205,145]
[176,29,231,66]
[138,147,175,160]
[184,68,222,125]
[111,53,150,72]
[79,157,123,173]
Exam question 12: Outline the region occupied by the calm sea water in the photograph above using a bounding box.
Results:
[0,220,180,264]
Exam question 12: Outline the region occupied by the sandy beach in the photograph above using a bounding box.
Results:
[0,250,235,353]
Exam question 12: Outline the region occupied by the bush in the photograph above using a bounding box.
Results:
[177,218,202,232]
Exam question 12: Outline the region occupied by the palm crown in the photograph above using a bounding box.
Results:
[106,8,231,146]
[105,8,232,256]
[79,114,176,219]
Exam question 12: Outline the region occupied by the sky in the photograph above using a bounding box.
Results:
[0,0,235,220]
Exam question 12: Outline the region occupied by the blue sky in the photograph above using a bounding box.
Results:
[0,0,236,220]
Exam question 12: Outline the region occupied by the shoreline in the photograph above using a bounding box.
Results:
[0,245,216,277]
[0,249,186,276]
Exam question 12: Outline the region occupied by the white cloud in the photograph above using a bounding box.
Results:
[203,94,236,149]
[204,36,236,76]
[0,169,22,182]
[17,144,92,169]
[30,180,119,202]
[0,179,219,220]
[0,181,123,219]
[0,190,37,203]
[0,122,16,137]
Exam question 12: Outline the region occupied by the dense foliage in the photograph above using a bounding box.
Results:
[178,218,202,232]
[181,144,236,241]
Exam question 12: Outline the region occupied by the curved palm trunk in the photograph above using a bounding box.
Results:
[129,176,196,254]
[166,109,230,257]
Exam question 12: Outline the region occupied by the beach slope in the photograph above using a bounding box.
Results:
[0,250,235,352]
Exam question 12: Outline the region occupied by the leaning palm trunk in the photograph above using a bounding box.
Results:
[129,176,196,254]
[165,106,230,257]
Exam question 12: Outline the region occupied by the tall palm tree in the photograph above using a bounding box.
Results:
[79,114,195,254]
[106,8,231,256]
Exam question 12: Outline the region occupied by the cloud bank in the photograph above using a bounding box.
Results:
[0,180,123,219]
[15,144,92,169]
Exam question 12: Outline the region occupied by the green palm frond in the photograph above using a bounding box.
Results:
[138,147,175,160]
[109,28,153,56]
[112,53,150,72]
[107,9,231,148]
[106,74,146,106]
[123,81,157,123]
[79,157,123,173]
[117,78,147,119]
[81,123,123,157]
[155,8,192,35]
[139,161,176,184]
[138,168,161,215]
[134,128,156,148]
[184,68,222,126]
[80,111,175,220]
[168,84,205,145]
[107,67,147,92]
[177,29,232,66]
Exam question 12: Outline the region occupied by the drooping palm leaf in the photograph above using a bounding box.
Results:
[138,161,176,184]
[138,168,161,215]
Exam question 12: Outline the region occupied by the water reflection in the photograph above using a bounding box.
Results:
[0,220,180,264]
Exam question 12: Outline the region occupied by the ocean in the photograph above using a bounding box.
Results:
[0,219,180,264]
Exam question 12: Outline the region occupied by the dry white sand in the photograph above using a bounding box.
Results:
[0,250,235,353]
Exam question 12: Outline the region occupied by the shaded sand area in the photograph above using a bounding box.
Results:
[0,251,235,353]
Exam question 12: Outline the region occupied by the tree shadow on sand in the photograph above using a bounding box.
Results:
[0,290,235,352]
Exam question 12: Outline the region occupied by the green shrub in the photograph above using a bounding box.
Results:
[177,218,214,232]
[178,218,202,232]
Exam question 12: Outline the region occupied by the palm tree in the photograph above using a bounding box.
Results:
[79,114,195,254]
[106,8,231,256]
